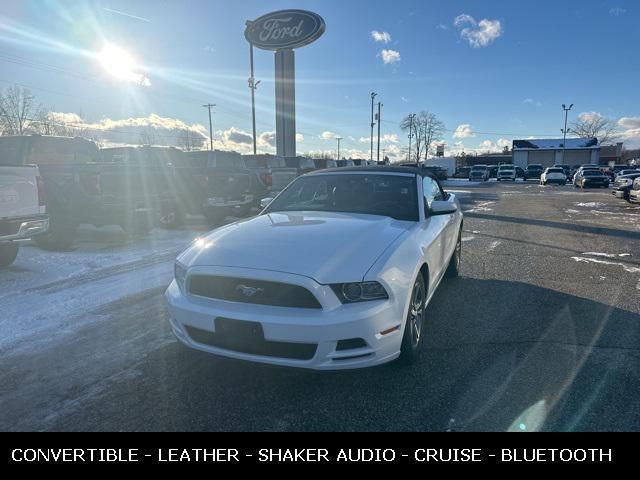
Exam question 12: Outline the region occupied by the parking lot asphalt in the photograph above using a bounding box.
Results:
[1,180,639,432]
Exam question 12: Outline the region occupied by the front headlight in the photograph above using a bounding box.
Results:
[330,281,389,303]
[174,261,188,293]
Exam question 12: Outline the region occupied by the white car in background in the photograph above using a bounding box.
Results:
[497,165,516,181]
[540,167,567,186]
[0,164,49,267]
[166,167,463,370]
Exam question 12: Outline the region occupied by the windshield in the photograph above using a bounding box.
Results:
[264,173,418,221]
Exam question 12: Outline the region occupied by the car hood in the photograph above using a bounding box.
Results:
[179,211,412,284]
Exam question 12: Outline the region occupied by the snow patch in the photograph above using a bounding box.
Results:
[582,252,632,258]
[571,256,640,273]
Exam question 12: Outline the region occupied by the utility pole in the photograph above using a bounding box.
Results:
[248,43,260,155]
[407,113,416,162]
[203,103,216,151]
[561,103,573,165]
[336,136,342,161]
[376,102,382,163]
[370,92,377,162]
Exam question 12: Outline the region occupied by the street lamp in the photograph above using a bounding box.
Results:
[562,103,573,165]
[336,136,342,161]
[370,92,377,162]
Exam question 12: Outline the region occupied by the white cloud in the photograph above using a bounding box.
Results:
[577,111,606,123]
[296,133,304,142]
[359,134,399,144]
[453,14,502,48]
[258,131,276,147]
[523,98,542,107]
[453,124,475,139]
[401,96,408,102]
[371,30,392,44]
[617,117,640,148]
[379,49,401,64]
[320,131,337,140]
[609,7,626,16]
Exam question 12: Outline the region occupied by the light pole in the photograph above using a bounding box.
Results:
[202,103,216,151]
[336,136,342,161]
[562,103,573,165]
[370,92,377,162]
[376,102,382,164]
[248,42,260,155]
[407,113,416,162]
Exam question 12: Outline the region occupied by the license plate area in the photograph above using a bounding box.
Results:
[214,317,264,350]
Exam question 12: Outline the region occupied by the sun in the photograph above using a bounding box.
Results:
[97,43,150,86]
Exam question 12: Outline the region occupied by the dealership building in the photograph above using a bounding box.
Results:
[512,138,600,168]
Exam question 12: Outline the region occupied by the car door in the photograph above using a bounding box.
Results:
[421,176,451,284]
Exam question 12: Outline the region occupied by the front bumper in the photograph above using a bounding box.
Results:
[0,215,49,242]
[164,268,406,370]
[629,190,640,203]
[612,189,629,198]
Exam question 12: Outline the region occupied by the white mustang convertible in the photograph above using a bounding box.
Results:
[165,167,463,370]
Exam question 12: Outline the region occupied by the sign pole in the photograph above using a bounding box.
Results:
[249,42,257,155]
[275,49,296,158]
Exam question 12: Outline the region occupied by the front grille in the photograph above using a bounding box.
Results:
[189,275,322,309]
[184,325,317,360]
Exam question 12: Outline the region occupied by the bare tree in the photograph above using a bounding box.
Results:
[571,113,619,145]
[0,85,46,135]
[139,127,159,146]
[178,129,198,151]
[400,111,445,162]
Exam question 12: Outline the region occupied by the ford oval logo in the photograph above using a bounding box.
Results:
[245,10,326,51]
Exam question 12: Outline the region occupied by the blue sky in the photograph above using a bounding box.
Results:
[1,0,639,158]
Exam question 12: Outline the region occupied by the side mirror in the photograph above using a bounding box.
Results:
[260,197,274,209]
[430,200,458,216]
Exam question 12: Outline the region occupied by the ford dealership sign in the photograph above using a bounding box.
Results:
[245,10,325,50]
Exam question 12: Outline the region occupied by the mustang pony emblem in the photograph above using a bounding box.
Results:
[235,284,264,297]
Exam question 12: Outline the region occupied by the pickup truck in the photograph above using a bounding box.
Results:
[0,135,161,250]
[0,164,49,267]
[100,146,183,228]
[179,150,254,226]
[242,154,298,197]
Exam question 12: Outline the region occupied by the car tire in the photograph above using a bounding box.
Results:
[158,206,185,230]
[34,219,76,251]
[445,231,461,279]
[0,243,19,267]
[399,273,426,365]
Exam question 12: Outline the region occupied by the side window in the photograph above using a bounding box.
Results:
[423,176,444,215]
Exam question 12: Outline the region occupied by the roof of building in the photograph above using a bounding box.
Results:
[513,138,598,150]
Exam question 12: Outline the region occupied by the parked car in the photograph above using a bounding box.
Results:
[497,164,516,181]
[422,165,448,181]
[0,135,162,250]
[166,166,463,370]
[616,168,639,178]
[336,159,355,167]
[524,164,544,180]
[176,150,254,226]
[468,165,488,181]
[571,165,600,185]
[453,167,471,179]
[0,164,49,267]
[574,169,610,189]
[284,156,316,176]
[486,166,498,179]
[515,166,525,180]
[243,154,298,196]
[540,167,567,185]
[629,178,640,203]
[612,173,640,201]
[552,164,572,181]
[313,158,338,170]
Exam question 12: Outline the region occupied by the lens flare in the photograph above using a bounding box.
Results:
[98,44,150,86]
